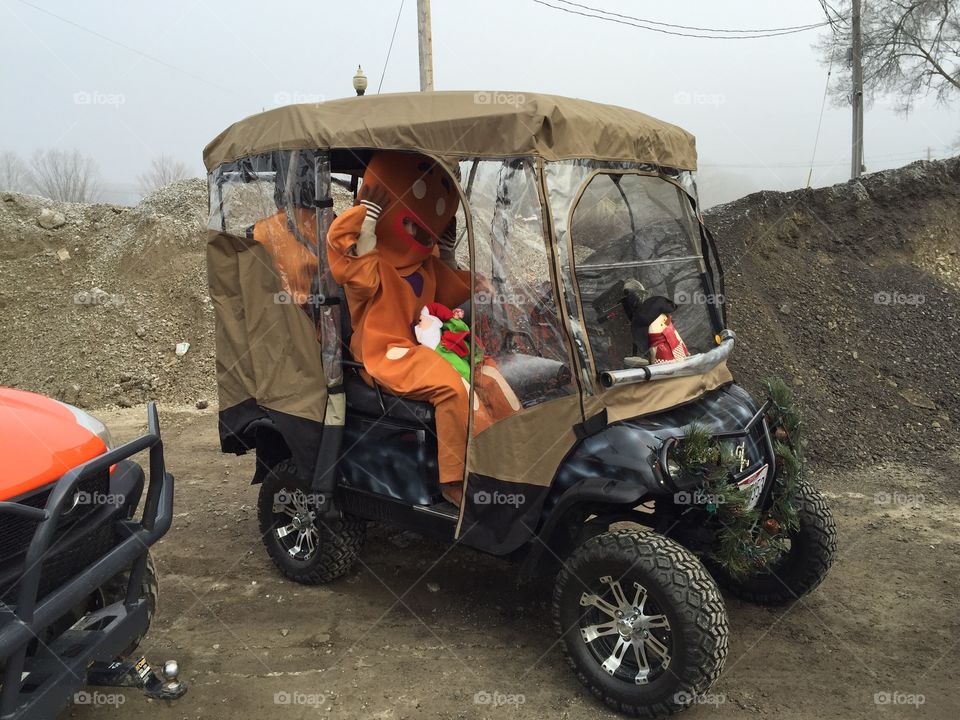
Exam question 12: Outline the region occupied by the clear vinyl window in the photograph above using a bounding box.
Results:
[207,151,322,306]
[459,158,575,421]
[568,172,717,376]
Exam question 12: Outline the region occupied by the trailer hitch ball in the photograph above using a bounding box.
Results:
[161,660,185,696]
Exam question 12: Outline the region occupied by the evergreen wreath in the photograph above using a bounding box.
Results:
[668,377,803,579]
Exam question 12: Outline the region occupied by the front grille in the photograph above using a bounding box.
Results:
[0,471,111,565]
[38,523,116,599]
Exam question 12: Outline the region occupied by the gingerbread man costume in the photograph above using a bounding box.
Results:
[327,152,510,499]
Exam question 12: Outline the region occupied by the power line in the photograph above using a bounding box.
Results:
[807,50,836,186]
[818,0,850,30]
[531,0,831,39]
[15,0,237,96]
[378,0,406,94]
[553,0,828,34]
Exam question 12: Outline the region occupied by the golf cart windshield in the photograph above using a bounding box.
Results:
[545,161,722,386]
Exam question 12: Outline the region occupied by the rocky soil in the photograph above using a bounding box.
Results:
[712,157,960,468]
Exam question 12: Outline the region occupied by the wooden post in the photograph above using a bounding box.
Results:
[851,0,864,179]
[417,0,433,91]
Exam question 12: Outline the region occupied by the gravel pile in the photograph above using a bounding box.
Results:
[710,157,960,468]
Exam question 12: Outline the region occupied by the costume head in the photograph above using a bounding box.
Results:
[362,151,459,272]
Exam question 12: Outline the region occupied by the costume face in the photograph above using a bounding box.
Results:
[648,314,669,333]
[362,151,459,270]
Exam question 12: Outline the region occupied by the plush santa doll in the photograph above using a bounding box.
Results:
[414,303,477,381]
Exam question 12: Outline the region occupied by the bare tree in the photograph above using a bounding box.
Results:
[0,151,31,192]
[817,0,959,111]
[27,149,101,202]
[138,154,192,195]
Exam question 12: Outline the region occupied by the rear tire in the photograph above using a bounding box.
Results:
[257,459,365,584]
[553,529,728,718]
[710,480,836,606]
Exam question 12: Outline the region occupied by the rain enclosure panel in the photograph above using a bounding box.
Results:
[460,158,576,419]
[455,158,581,553]
[206,150,334,480]
[545,161,719,390]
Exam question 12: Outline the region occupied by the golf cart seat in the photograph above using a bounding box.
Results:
[492,353,572,407]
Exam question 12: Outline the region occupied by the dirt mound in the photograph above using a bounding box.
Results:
[2,159,957,469]
[0,179,212,408]
[708,157,960,468]
[0,180,355,410]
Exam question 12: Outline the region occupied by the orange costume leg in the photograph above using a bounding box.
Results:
[474,359,522,423]
[371,344,473,485]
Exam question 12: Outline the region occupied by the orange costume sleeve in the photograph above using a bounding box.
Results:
[326,204,381,303]
[251,207,318,304]
[432,262,471,309]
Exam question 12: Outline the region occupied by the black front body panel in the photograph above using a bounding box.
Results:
[331,380,769,558]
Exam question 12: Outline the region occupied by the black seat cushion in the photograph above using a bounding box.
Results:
[344,370,435,424]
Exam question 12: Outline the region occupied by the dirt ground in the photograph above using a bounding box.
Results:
[64,405,960,720]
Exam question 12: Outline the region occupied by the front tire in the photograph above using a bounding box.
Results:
[97,552,159,656]
[710,480,836,606]
[553,530,728,719]
[257,460,365,585]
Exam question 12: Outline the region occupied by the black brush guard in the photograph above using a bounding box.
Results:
[0,403,174,720]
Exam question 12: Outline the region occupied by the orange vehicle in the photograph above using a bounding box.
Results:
[0,389,184,719]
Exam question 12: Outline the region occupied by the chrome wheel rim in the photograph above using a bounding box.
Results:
[272,489,320,561]
[579,574,672,685]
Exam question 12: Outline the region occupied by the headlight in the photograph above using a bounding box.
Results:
[57,401,114,449]
[665,458,682,479]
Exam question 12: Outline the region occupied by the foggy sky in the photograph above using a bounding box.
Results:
[1,0,956,207]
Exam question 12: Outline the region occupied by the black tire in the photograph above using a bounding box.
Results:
[257,459,365,585]
[98,552,159,656]
[553,529,728,719]
[711,480,836,606]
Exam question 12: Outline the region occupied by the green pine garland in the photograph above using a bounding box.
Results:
[669,377,803,580]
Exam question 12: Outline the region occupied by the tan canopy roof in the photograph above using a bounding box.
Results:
[203,91,697,172]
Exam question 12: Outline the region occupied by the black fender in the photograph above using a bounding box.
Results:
[219,400,322,484]
[247,421,292,485]
[516,422,676,583]
[548,421,674,507]
[517,382,764,582]
[517,475,656,583]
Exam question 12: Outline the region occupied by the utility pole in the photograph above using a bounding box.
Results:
[927,146,932,161]
[850,0,864,179]
[417,0,434,91]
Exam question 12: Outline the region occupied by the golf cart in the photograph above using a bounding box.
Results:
[204,91,836,717]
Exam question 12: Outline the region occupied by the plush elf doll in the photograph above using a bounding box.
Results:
[414,303,479,381]
[634,296,690,363]
[622,286,690,365]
